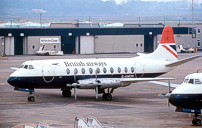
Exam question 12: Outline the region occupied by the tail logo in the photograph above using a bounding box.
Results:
[162,45,178,59]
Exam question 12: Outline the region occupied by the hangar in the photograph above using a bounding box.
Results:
[0,26,193,55]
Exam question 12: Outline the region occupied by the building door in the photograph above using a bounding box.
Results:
[61,36,75,54]
[14,36,23,55]
[144,35,153,52]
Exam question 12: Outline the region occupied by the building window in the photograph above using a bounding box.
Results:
[74,68,78,74]
[81,68,85,74]
[197,39,201,47]
[124,67,128,73]
[103,67,107,73]
[66,68,70,74]
[118,67,121,73]
[32,45,36,50]
[89,68,93,74]
[110,67,114,73]
[140,43,142,47]
[131,67,134,73]
[136,43,138,47]
[96,68,100,74]
[53,44,57,50]
[197,28,201,34]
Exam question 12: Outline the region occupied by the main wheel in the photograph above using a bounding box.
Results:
[62,90,71,97]
[196,119,201,126]
[105,93,112,101]
[27,96,35,102]
[102,93,107,101]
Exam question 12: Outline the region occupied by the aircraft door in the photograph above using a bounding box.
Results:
[134,62,144,78]
[42,65,55,83]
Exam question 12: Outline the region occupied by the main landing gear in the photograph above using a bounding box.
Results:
[27,92,35,102]
[192,114,201,126]
[101,88,114,101]
[62,90,72,97]
[102,93,112,101]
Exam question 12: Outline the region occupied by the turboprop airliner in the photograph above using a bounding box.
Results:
[150,71,202,126]
[7,26,201,102]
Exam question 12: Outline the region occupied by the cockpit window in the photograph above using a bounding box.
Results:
[24,65,28,69]
[20,65,24,68]
[195,79,201,84]
[188,79,194,84]
[29,65,34,69]
[183,79,189,83]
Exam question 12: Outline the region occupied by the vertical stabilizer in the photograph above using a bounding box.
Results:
[141,26,178,62]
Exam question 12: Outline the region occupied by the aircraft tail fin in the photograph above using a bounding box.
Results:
[141,26,178,62]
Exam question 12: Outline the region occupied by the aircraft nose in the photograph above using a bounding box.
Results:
[169,94,176,106]
[7,77,14,85]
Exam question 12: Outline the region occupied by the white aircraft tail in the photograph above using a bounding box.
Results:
[141,26,178,62]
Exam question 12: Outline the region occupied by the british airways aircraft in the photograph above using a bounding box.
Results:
[7,26,200,102]
[151,72,202,126]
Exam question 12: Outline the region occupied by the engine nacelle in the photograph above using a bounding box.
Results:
[77,78,130,89]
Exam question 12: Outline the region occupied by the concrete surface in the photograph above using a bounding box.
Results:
[0,52,202,128]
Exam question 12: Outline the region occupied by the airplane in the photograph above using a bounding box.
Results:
[7,26,201,102]
[150,71,202,126]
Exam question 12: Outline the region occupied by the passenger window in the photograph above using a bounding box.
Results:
[96,68,100,74]
[131,67,134,73]
[74,68,78,74]
[188,79,194,84]
[81,68,85,74]
[110,67,114,73]
[124,67,128,73]
[66,68,70,74]
[103,67,107,73]
[89,68,93,74]
[29,65,34,69]
[118,67,121,73]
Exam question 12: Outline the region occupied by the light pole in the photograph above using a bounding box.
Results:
[40,13,42,28]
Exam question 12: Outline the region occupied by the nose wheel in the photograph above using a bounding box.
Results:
[27,92,35,102]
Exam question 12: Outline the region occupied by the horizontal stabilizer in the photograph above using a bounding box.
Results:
[149,81,179,88]
[137,53,146,56]
[10,67,19,70]
[121,77,175,83]
[165,55,201,67]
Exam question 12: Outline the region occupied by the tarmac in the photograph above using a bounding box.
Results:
[0,52,202,128]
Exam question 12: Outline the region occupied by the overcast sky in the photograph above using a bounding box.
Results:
[101,0,202,5]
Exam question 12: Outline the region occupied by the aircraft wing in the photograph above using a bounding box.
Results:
[148,81,179,88]
[121,77,175,83]
[165,55,201,67]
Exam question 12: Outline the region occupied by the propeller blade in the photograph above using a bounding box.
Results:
[96,86,98,99]
[95,69,97,81]
[74,87,77,100]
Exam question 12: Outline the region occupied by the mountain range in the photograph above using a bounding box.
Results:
[0,0,201,19]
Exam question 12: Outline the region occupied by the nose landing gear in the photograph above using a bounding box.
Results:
[27,92,35,102]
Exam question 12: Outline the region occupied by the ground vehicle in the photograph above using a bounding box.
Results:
[36,46,63,55]
[177,45,194,53]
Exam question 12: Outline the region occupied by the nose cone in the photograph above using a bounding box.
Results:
[169,94,176,106]
[7,77,14,86]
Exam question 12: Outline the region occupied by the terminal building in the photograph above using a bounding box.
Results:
[0,23,201,55]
